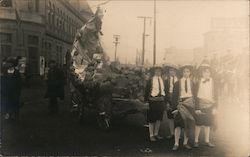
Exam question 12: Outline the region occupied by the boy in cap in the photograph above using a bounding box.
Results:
[172,65,196,150]
[194,64,218,148]
[145,66,166,142]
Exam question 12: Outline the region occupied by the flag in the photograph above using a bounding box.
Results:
[13,0,21,26]
[15,8,21,27]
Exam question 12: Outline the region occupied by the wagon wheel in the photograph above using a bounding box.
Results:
[97,114,111,130]
[71,91,85,123]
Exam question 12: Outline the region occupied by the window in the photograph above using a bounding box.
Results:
[0,33,12,59]
[28,35,39,46]
[0,0,12,7]
[47,11,50,24]
[47,42,52,51]
[48,1,51,8]
[62,21,65,32]
[1,45,12,59]
[56,17,59,27]
[52,13,55,26]
[35,0,39,12]
[0,33,12,43]
[28,0,33,10]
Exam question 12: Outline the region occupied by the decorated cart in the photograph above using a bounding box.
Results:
[69,7,148,130]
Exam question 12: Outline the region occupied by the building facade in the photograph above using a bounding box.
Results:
[203,17,249,56]
[0,0,93,74]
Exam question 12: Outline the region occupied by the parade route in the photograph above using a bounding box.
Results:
[1,79,249,157]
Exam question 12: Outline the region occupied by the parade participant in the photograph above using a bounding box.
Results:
[1,57,22,120]
[194,64,218,148]
[171,64,196,150]
[145,66,166,142]
[1,60,11,119]
[164,64,179,139]
[45,60,65,115]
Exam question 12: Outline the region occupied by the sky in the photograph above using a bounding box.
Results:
[86,0,249,64]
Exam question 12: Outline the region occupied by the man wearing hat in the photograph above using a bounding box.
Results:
[164,64,179,139]
[194,64,218,148]
[145,66,166,142]
[171,64,196,150]
[1,57,22,120]
[45,60,65,115]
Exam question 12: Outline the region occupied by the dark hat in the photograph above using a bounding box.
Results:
[150,65,162,71]
[163,63,178,73]
[198,63,210,70]
[5,57,17,67]
[180,64,194,72]
[1,61,12,74]
[149,65,163,76]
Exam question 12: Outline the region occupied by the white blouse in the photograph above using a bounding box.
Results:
[197,78,214,102]
[151,76,166,97]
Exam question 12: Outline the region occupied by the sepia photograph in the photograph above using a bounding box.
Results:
[0,0,249,156]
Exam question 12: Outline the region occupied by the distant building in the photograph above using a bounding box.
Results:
[203,17,249,56]
[192,47,206,66]
[163,47,194,65]
[0,0,93,74]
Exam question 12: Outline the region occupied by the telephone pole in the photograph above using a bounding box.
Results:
[138,16,151,65]
[153,0,157,65]
[113,35,120,62]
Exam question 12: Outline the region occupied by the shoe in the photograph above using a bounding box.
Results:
[155,135,164,140]
[193,142,199,148]
[205,142,215,147]
[150,136,157,142]
[172,145,179,151]
[167,135,174,139]
[184,144,192,150]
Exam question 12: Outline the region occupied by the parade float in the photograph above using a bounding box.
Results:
[69,7,148,129]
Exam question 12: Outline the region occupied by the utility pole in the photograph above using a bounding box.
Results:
[113,35,120,62]
[153,0,157,65]
[138,16,151,65]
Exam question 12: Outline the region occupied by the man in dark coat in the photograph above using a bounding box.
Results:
[46,60,65,115]
[144,66,166,142]
[1,58,22,120]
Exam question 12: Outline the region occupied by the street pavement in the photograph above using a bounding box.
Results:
[1,78,249,156]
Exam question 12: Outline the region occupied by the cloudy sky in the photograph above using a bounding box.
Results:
[87,0,249,64]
